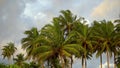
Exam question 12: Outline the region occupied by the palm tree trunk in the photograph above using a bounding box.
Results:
[82,57,84,68]
[47,60,50,68]
[114,53,116,68]
[106,50,110,68]
[82,57,86,68]
[85,56,87,68]
[100,54,102,68]
[70,56,73,68]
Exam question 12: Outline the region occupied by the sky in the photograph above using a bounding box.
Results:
[0,0,120,68]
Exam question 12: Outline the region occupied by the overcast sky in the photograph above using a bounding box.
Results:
[0,0,120,68]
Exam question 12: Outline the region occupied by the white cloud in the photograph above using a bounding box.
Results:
[91,0,120,20]
[97,62,114,68]
[22,0,51,19]
[34,12,46,20]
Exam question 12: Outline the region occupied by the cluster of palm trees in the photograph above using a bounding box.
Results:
[1,42,39,68]
[0,10,120,68]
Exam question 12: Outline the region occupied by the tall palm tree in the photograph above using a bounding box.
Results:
[2,42,17,64]
[69,21,92,68]
[92,20,116,68]
[32,18,80,68]
[21,27,40,60]
[91,21,104,68]
[13,53,26,67]
[57,10,79,68]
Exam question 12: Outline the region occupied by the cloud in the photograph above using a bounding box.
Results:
[22,0,102,27]
[97,62,114,68]
[0,0,27,44]
[0,0,117,66]
[1,0,118,46]
[91,0,120,20]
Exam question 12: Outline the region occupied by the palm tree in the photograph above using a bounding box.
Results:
[2,45,10,60]
[93,40,103,68]
[2,42,17,64]
[69,21,92,68]
[32,18,79,68]
[21,27,40,60]
[8,42,17,58]
[91,21,104,68]
[57,10,79,68]
[13,53,26,67]
[92,20,116,68]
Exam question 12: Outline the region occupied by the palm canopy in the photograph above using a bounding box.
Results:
[13,53,26,67]
[2,42,17,60]
[66,20,92,68]
[32,18,80,67]
[92,20,119,56]
[67,20,93,58]
[91,20,120,68]
[57,10,79,35]
[21,27,40,59]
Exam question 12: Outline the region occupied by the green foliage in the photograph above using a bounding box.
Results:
[0,63,7,68]
[7,64,20,68]
[2,42,17,60]
[13,53,26,67]
[21,27,40,59]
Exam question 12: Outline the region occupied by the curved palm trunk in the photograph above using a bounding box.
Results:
[100,54,102,68]
[106,50,110,68]
[114,53,116,68]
